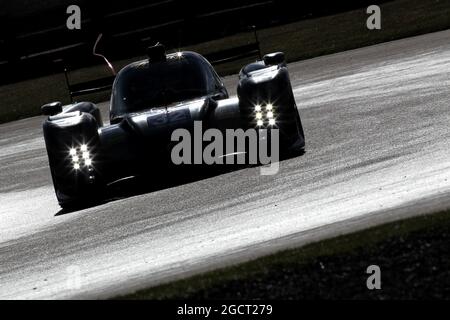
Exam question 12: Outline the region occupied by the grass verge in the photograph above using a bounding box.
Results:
[120,210,450,299]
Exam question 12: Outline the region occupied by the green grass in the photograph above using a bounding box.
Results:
[1,0,450,124]
[120,209,450,299]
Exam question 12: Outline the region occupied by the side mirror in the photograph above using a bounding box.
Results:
[41,101,63,116]
[263,52,285,66]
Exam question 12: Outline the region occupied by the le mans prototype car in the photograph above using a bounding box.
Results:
[41,45,305,208]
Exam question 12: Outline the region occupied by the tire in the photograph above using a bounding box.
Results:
[286,107,306,156]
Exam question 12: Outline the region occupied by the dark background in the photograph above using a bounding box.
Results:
[0,0,387,85]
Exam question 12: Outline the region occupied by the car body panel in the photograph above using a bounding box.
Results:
[41,49,304,207]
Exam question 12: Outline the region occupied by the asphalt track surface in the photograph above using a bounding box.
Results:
[1,30,450,299]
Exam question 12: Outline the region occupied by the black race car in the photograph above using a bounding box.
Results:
[41,45,305,209]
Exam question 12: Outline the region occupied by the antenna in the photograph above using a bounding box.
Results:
[93,33,116,75]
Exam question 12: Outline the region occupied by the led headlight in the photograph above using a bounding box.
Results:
[254,103,277,126]
[69,143,95,170]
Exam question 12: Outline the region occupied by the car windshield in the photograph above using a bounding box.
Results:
[113,54,211,114]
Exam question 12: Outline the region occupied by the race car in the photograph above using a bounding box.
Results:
[41,45,305,209]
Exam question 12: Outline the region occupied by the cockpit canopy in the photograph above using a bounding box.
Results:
[110,51,223,123]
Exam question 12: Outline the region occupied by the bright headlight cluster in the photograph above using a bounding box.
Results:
[254,104,276,127]
[69,144,93,170]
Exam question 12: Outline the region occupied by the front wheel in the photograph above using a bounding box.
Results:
[284,107,305,157]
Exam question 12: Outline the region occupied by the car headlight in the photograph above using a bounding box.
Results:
[254,103,276,126]
[69,144,93,170]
